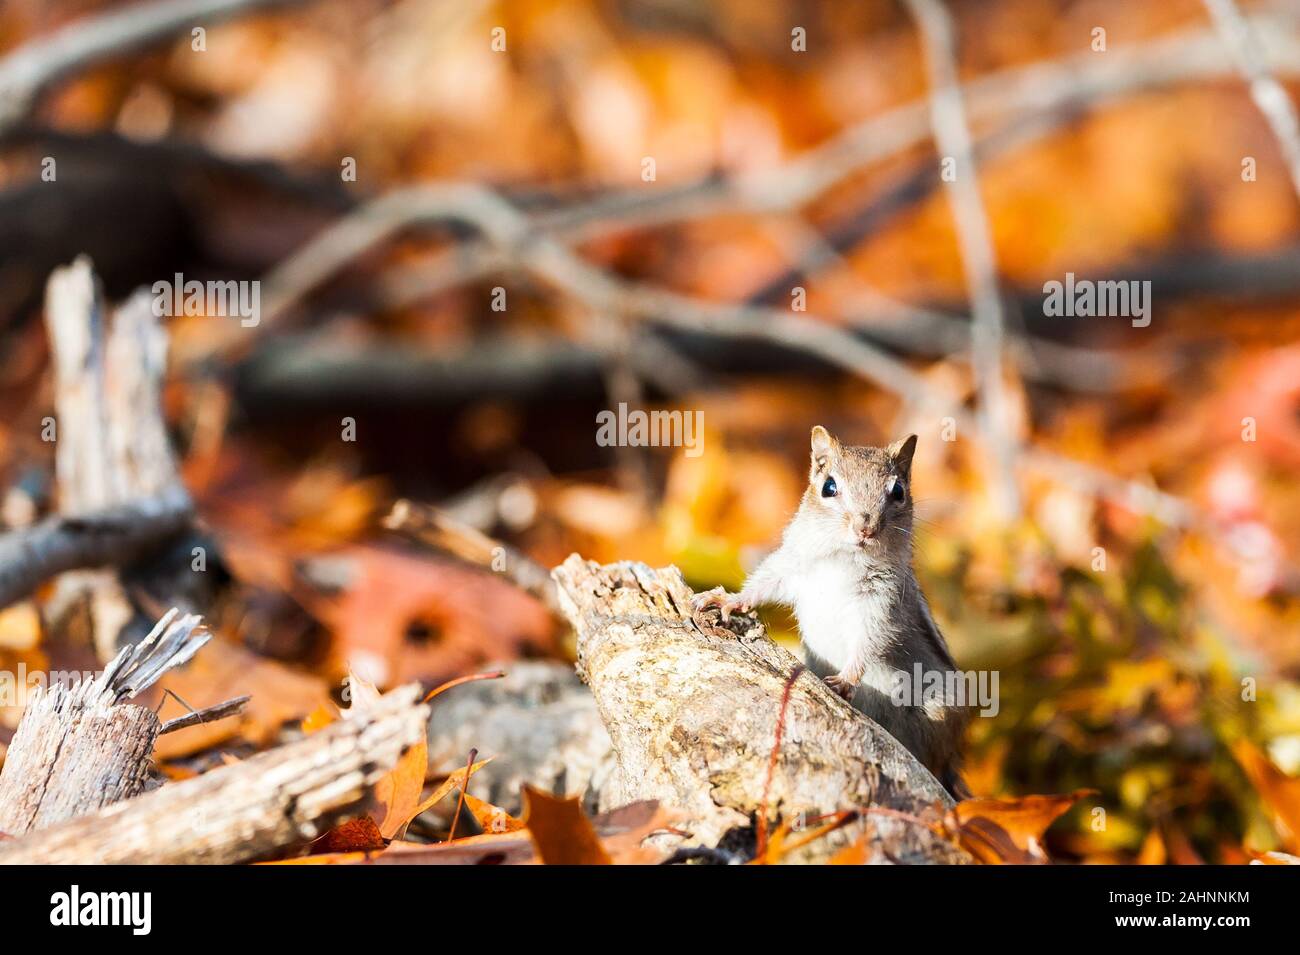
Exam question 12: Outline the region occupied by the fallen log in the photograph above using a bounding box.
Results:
[0,609,243,834]
[0,685,427,864]
[550,555,971,864]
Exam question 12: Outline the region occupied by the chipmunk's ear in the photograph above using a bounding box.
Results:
[810,425,838,468]
[888,434,918,476]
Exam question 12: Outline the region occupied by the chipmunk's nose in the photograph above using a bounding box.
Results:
[853,512,881,542]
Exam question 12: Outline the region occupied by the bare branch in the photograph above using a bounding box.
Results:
[240,180,1210,536]
[0,486,192,609]
[754,205,1141,394]
[361,18,1300,391]
[1202,0,1300,200]
[0,0,311,134]
[377,12,1300,254]
[904,0,1018,519]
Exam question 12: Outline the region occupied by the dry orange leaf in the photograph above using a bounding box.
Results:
[592,800,683,864]
[520,785,611,865]
[334,671,431,839]
[1248,850,1300,864]
[1233,740,1300,853]
[829,834,874,865]
[751,811,859,865]
[948,789,1095,864]
[411,757,492,818]
[345,669,498,840]
[307,546,555,689]
[319,816,386,853]
[1136,828,1166,865]
[343,670,432,839]
[462,793,525,834]
[301,704,337,734]
[373,740,430,840]
[264,833,537,866]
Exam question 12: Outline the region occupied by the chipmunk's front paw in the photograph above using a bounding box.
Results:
[692,587,751,623]
[824,674,856,700]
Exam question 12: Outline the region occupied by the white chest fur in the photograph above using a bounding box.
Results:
[786,556,900,673]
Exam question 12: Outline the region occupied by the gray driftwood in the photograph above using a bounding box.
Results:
[551,555,971,864]
[0,685,427,864]
[0,609,223,834]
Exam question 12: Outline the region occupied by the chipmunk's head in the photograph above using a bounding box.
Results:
[805,426,917,555]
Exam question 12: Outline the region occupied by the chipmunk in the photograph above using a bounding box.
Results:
[693,426,968,797]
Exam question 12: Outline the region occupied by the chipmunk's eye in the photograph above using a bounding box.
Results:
[887,477,906,503]
[821,476,838,498]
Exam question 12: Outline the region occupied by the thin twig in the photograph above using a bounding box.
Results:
[447,748,478,842]
[756,665,804,860]
[159,695,250,734]
[904,0,1018,519]
[423,670,506,704]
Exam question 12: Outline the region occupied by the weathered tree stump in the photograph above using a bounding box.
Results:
[39,256,213,658]
[551,555,971,863]
[0,609,221,834]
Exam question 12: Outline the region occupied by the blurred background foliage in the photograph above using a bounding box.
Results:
[0,0,1298,862]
